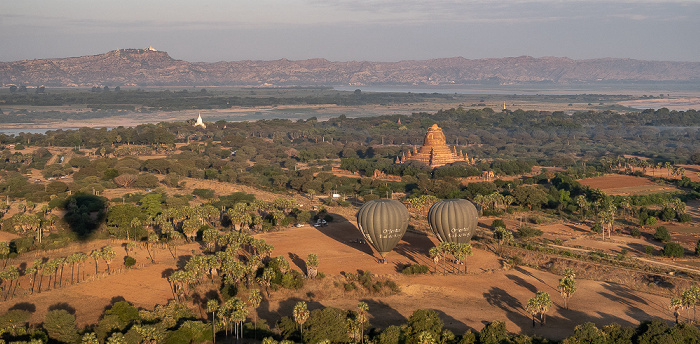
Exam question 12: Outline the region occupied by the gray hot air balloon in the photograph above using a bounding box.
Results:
[427,199,478,244]
[356,199,410,262]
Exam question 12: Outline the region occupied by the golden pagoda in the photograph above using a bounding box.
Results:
[395,124,470,168]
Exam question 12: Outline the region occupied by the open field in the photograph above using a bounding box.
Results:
[0,213,678,341]
[578,174,680,196]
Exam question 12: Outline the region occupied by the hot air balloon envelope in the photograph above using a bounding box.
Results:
[427,199,478,244]
[356,199,410,260]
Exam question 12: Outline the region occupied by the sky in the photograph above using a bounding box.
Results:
[1,0,699,63]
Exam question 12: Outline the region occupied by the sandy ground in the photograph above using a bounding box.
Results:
[617,97,700,111]
[578,174,679,196]
[0,211,678,341]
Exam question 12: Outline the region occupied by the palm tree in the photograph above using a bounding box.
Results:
[66,253,80,284]
[207,300,219,344]
[670,297,684,324]
[102,246,116,274]
[306,253,319,279]
[146,234,160,263]
[257,268,275,297]
[77,252,89,281]
[248,289,262,339]
[526,291,553,326]
[25,265,37,294]
[682,285,700,323]
[557,271,577,310]
[0,241,9,268]
[54,257,66,288]
[493,227,512,256]
[357,302,369,344]
[89,249,102,275]
[429,247,442,273]
[230,298,248,341]
[293,301,309,343]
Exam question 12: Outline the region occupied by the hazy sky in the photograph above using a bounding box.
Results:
[1,0,698,62]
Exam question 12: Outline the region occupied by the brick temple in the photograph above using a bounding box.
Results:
[395,124,471,168]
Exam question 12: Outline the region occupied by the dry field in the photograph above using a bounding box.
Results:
[0,208,678,341]
[578,174,679,196]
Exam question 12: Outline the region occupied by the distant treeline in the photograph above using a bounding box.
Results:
[2,107,700,165]
[0,89,453,111]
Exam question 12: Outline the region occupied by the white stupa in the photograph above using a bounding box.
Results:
[194,113,206,128]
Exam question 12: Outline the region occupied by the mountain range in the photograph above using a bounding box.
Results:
[1,48,699,87]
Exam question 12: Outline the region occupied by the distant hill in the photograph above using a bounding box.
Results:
[1,48,699,87]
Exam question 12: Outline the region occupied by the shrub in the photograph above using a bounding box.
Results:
[133,173,159,189]
[516,225,543,238]
[363,194,380,202]
[491,219,506,230]
[192,188,215,199]
[124,256,136,268]
[653,227,671,242]
[629,228,641,238]
[591,222,603,234]
[401,264,430,275]
[280,271,304,290]
[644,246,654,255]
[696,240,700,256]
[678,213,692,223]
[661,243,684,258]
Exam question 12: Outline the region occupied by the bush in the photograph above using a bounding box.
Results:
[363,194,380,202]
[280,271,304,290]
[491,219,506,230]
[591,222,603,234]
[644,245,654,255]
[661,243,684,258]
[192,188,215,199]
[516,225,543,238]
[629,227,641,238]
[401,264,430,275]
[133,173,159,189]
[124,256,136,268]
[653,226,671,242]
[678,213,692,223]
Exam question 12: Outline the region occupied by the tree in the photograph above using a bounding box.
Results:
[82,332,99,344]
[512,185,547,210]
[357,302,369,344]
[90,249,102,274]
[653,226,671,242]
[429,246,442,273]
[248,289,262,339]
[293,301,310,343]
[206,299,219,344]
[113,174,138,188]
[102,246,117,274]
[493,227,512,255]
[44,309,80,344]
[406,309,443,344]
[557,269,577,309]
[526,291,553,326]
[0,241,9,268]
[306,253,319,279]
[682,285,700,322]
[670,297,684,324]
[662,242,684,258]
